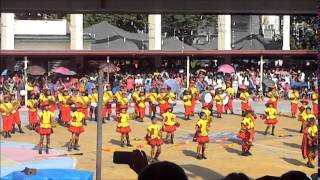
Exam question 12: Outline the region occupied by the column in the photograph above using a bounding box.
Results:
[148,14,162,50]
[1,13,15,50]
[282,15,290,50]
[218,15,231,50]
[70,14,83,50]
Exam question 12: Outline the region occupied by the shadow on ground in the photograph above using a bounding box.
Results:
[224,147,242,155]
[281,157,305,166]
[109,139,122,146]
[181,164,224,179]
[182,150,197,158]
[282,142,301,149]
[283,128,300,133]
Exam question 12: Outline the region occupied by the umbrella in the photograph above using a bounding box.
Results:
[27,65,46,76]
[217,64,235,74]
[1,69,8,76]
[100,63,120,73]
[164,79,180,94]
[52,67,72,75]
[100,63,120,83]
[263,78,275,88]
[68,70,77,76]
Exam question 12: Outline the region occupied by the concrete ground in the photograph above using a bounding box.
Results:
[1,100,317,179]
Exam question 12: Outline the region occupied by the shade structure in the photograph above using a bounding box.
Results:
[217,64,235,74]
[27,65,46,76]
[52,67,72,75]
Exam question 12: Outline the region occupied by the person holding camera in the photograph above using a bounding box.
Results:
[116,108,132,147]
[145,117,163,163]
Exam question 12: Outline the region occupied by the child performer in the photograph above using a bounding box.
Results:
[240,87,251,117]
[58,89,71,126]
[148,88,158,119]
[162,107,179,144]
[89,87,98,121]
[11,94,24,134]
[263,102,278,136]
[77,90,90,125]
[157,87,168,116]
[67,105,85,151]
[27,93,39,130]
[225,83,235,114]
[237,110,256,156]
[183,89,192,120]
[214,89,223,118]
[146,117,163,163]
[0,95,14,138]
[301,118,317,168]
[194,112,210,160]
[298,99,310,133]
[37,103,54,154]
[116,108,132,147]
[301,107,316,133]
[190,80,199,116]
[103,84,113,121]
[267,86,279,110]
[289,89,299,118]
[136,91,147,122]
[311,88,318,118]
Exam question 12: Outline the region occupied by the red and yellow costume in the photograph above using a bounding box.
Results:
[116,112,131,134]
[68,111,85,134]
[11,98,21,126]
[183,94,192,116]
[190,85,199,114]
[37,110,54,135]
[147,124,163,146]
[240,91,251,111]
[237,115,255,153]
[264,106,278,125]
[39,94,56,113]
[267,89,279,110]
[27,99,38,127]
[162,111,178,133]
[132,90,140,113]
[195,119,210,144]
[147,91,158,116]
[103,91,113,118]
[301,124,317,160]
[311,92,318,117]
[58,93,71,123]
[215,94,223,114]
[224,87,235,112]
[289,91,299,116]
[76,94,90,119]
[157,92,169,115]
[0,101,14,132]
[136,94,147,119]
[115,91,128,118]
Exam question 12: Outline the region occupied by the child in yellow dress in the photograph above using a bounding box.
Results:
[116,108,132,147]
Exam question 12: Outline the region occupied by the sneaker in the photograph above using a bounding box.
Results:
[241,152,248,156]
[196,155,202,160]
[201,155,207,159]
[127,143,133,147]
[271,133,275,136]
[73,146,80,151]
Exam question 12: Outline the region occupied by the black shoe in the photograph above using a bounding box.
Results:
[127,143,132,147]
[19,130,25,134]
[7,133,11,138]
[121,143,125,147]
[102,121,106,124]
[39,149,42,154]
[73,146,80,151]
[68,146,72,151]
[196,155,202,160]
[271,133,275,136]
[306,163,315,168]
[45,146,49,154]
[171,141,174,144]
[247,151,252,156]
[241,152,248,156]
[202,155,207,159]
[231,111,234,114]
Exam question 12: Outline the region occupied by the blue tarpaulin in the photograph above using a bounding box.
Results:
[291,81,308,88]
[1,169,93,180]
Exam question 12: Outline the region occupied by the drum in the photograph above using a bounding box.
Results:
[222,93,229,105]
[200,91,212,104]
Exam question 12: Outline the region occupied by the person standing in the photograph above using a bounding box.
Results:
[194,112,210,160]
[237,110,256,156]
[27,93,39,130]
[311,88,318,118]
[182,89,192,120]
[89,87,98,121]
[267,86,279,110]
[103,84,113,121]
[58,89,71,126]
[77,90,90,125]
[162,107,179,144]
[10,94,24,134]
[214,89,224,118]
[136,91,147,122]
[116,108,132,147]
[301,118,317,168]
[67,105,85,151]
[147,88,158,118]
[289,89,299,118]
[240,87,252,116]
[262,102,278,136]
[0,95,14,138]
[37,103,54,154]
[190,81,199,116]
[225,83,235,114]
[146,117,163,163]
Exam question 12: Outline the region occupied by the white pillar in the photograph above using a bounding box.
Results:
[187,56,190,88]
[1,13,15,50]
[259,56,264,92]
[218,15,232,50]
[70,14,83,50]
[148,14,162,50]
[282,15,290,50]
